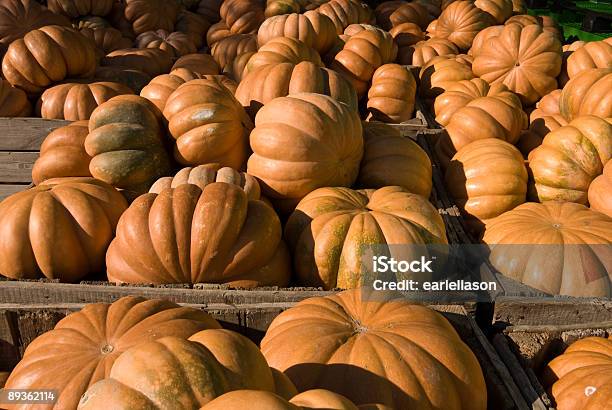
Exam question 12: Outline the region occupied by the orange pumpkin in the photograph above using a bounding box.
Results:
[124,0,179,35]
[211,33,258,73]
[474,0,512,24]
[0,78,30,117]
[406,38,458,66]
[246,37,323,75]
[228,51,257,82]
[94,66,151,94]
[468,24,504,57]
[207,21,233,46]
[389,22,425,63]
[175,10,210,49]
[201,389,361,410]
[265,0,302,17]
[530,88,562,122]
[47,0,113,18]
[140,68,202,111]
[220,0,266,34]
[102,48,174,77]
[366,63,417,122]
[505,14,562,40]
[419,54,474,99]
[433,1,494,50]
[589,160,612,217]
[317,0,375,34]
[78,26,132,56]
[375,1,432,30]
[559,68,612,121]
[561,40,612,85]
[135,29,197,58]
[517,114,567,157]
[171,53,221,76]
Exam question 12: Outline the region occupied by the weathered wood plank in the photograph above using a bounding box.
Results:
[0,152,38,183]
[0,118,70,151]
[0,184,29,201]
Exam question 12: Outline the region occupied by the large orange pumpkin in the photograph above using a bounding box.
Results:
[247,37,323,75]
[78,26,132,56]
[530,88,562,122]
[135,29,197,58]
[4,296,220,410]
[0,178,127,281]
[562,40,612,83]
[220,0,266,34]
[517,113,567,157]
[419,54,474,99]
[102,47,174,77]
[375,1,432,30]
[405,37,458,66]
[171,53,221,76]
[483,201,612,297]
[0,78,30,117]
[389,22,425,64]
[366,63,416,122]
[505,14,562,41]
[474,0,512,24]
[201,389,363,410]
[163,78,252,168]
[433,1,494,50]
[468,24,504,57]
[317,0,375,34]
[247,93,363,205]
[106,182,291,287]
[124,0,179,35]
[207,20,233,46]
[261,289,486,409]
[210,33,257,73]
[47,0,113,18]
[140,68,202,111]
[589,160,612,217]
[559,68,612,121]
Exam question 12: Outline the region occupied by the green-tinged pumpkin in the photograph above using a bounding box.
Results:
[589,160,612,217]
[559,68,612,121]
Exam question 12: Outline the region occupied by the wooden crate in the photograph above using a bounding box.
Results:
[0,300,529,410]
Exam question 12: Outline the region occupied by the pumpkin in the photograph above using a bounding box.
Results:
[36,81,134,121]
[405,37,458,66]
[135,29,197,58]
[589,160,612,217]
[163,79,252,168]
[197,0,223,23]
[560,40,612,86]
[528,116,612,204]
[261,289,486,409]
[331,27,397,97]
[74,15,111,30]
[541,336,612,410]
[32,121,91,185]
[0,177,127,281]
[317,0,375,34]
[474,0,512,24]
[124,0,179,35]
[202,75,239,95]
[207,21,233,46]
[467,24,504,57]
[210,34,258,72]
[228,51,256,82]
[559,68,612,121]
[2,25,97,95]
[247,93,363,205]
[85,95,171,196]
[357,122,432,196]
[0,0,70,52]
[419,54,474,99]
[506,14,562,40]
[106,182,291,287]
[140,68,202,111]
[433,1,494,50]
[94,66,151,94]
[78,26,132,56]
[445,139,527,231]
[149,164,261,200]
[375,1,432,31]
[102,48,174,77]
[236,61,358,116]
[201,389,361,410]
[389,22,425,63]
[171,53,221,76]
[472,23,562,106]
[0,78,30,117]
[175,10,210,49]
[47,0,113,18]
[257,11,338,55]
[366,63,416,122]
[517,114,567,157]
[530,88,561,122]
[265,0,302,17]
[512,0,526,13]
[4,296,220,410]
[220,0,266,34]
[482,201,612,297]
[247,37,323,74]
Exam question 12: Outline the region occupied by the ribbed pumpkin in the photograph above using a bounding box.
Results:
[102,48,174,77]
[541,336,612,410]
[201,389,362,410]
[106,182,291,287]
[472,23,562,106]
[562,40,612,83]
[589,160,612,217]
[433,1,494,50]
[236,61,357,116]
[528,116,612,204]
[37,82,133,121]
[375,1,432,31]
[78,26,132,56]
[467,24,504,57]
[171,53,221,76]
[419,54,474,99]
[505,14,562,40]
[261,289,486,409]
[0,79,30,117]
[366,64,416,122]
[357,122,432,196]
[257,11,338,55]
[175,10,210,49]
[135,29,197,58]
[140,68,202,111]
[85,95,171,196]
[559,68,612,121]
[317,0,375,34]
[229,51,257,82]
[247,93,363,205]
[530,88,562,121]
[483,202,612,297]
[474,0,512,24]
[389,22,425,64]
[207,21,233,46]
[248,37,323,74]
[124,0,179,35]
[163,79,252,168]
[4,296,220,410]
[149,164,261,200]
[73,15,111,30]
[47,0,113,18]
[265,0,301,17]
[32,121,91,184]
[445,139,527,230]
[220,0,266,34]
[517,114,567,157]
[2,25,97,94]
[406,37,458,66]
[210,34,258,73]
[0,178,127,281]
[331,27,397,97]
[94,66,151,94]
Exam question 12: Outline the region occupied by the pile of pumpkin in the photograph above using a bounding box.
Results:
[0,0,610,298]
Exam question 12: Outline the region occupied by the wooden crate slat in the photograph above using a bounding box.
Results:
[0,152,38,183]
[0,118,70,151]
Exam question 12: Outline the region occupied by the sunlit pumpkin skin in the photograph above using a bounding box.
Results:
[559,68,612,121]
[265,0,301,18]
[434,1,494,50]
[357,122,432,197]
[36,81,134,121]
[589,160,612,217]
[366,63,416,122]
[106,182,291,287]
[258,11,337,55]
[331,27,397,97]
[505,14,562,40]
[102,48,174,77]
[482,202,612,297]
[261,289,486,409]
[94,65,151,94]
[78,26,132,56]
[0,177,127,281]
[201,389,361,410]
[445,139,527,230]
[389,22,425,63]
[474,0,512,24]
[528,116,612,204]
[163,79,252,168]
[247,93,363,203]
[210,34,257,74]
[85,95,171,195]
[248,37,324,75]
[140,68,202,111]
[467,24,504,57]
[419,54,474,99]
[562,40,612,83]
[32,121,92,184]
[236,61,358,116]
[2,25,97,95]
[517,114,567,157]
[541,336,612,410]
[375,1,432,31]
[135,29,197,58]
[124,0,179,35]
[229,51,256,82]
[4,296,220,410]
[530,88,561,122]
[175,10,210,49]
[47,0,113,18]
[406,37,458,66]
[171,54,220,76]
[317,0,375,34]
[149,164,261,200]
[0,78,30,117]
[221,0,266,34]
